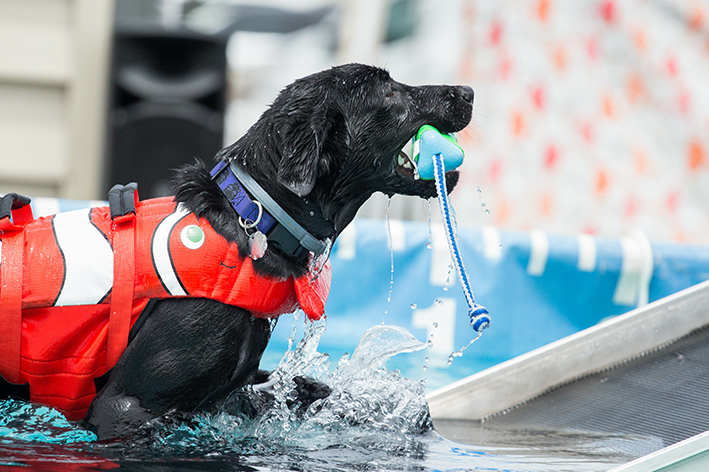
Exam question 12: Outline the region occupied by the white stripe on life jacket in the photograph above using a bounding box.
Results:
[151,206,190,296]
[53,209,114,306]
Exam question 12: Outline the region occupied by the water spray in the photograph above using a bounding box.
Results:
[411,125,490,333]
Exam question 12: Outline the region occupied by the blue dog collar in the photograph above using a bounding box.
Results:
[210,160,329,263]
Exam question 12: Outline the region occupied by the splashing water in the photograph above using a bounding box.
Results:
[0,400,96,444]
[307,237,332,282]
[116,320,436,465]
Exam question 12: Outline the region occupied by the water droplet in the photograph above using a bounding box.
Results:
[310,211,314,216]
[485,209,491,215]
[426,242,433,249]
[433,322,438,328]
[447,356,454,365]
[425,357,430,362]
[443,286,449,291]
[477,186,482,195]
[481,202,486,208]
[422,365,428,371]
[410,303,417,309]
[426,340,434,348]
[435,298,444,306]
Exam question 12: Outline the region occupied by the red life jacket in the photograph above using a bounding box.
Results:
[0,196,331,420]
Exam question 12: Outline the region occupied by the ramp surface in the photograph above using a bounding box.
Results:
[436,325,709,448]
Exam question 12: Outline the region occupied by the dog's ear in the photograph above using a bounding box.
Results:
[277,107,330,197]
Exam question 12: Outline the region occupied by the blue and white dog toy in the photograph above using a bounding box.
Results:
[411,125,490,333]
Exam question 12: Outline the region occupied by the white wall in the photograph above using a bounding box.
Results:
[0,0,113,199]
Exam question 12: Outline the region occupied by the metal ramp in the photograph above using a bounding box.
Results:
[428,279,709,469]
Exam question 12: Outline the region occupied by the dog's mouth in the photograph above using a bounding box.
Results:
[395,145,418,178]
[385,133,460,199]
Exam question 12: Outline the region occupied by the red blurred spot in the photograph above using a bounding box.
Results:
[536,0,550,21]
[586,37,599,60]
[624,196,638,218]
[495,200,509,225]
[688,140,706,170]
[582,226,598,235]
[678,92,690,115]
[553,45,568,70]
[673,230,687,243]
[540,193,553,216]
[544,144,558,169]
[627,74,643,102]
[490,21,503,45]
[600,0,616,23]
[499,57,512,79]
[531,86,545,110]
[688,7,704,31]
[458,52,474,81]
[489,159,503,182]
[595,169,609,194]
[602,95,614,118]
[666,191,679,214]
[633,150,648,173]
[511,111,525,137]
[633,29,647,51]
[665,55,678,76]
[463,0,475,23]
[580,121,594,142]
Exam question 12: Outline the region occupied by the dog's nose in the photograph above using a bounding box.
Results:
[458,85,474,104]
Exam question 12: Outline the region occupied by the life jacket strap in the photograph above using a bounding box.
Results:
[107,184,138,368]
[0,194,33,384]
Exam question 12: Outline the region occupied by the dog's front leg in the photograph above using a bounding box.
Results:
[82,298,271,439]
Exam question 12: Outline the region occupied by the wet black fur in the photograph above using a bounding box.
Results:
[82,64,473,439]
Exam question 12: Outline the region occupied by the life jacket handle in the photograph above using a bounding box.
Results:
[0,193,32,384]
[0,193,33,231]
[106,183,139,369]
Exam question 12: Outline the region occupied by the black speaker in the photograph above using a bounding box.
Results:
[105,25,227,198]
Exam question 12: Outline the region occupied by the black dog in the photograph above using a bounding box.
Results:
[83,64,473,439]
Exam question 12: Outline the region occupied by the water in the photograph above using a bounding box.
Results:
[0,321,642,471]
[385,197,395,304]
[447,330,484,365]
[426,199,433,249]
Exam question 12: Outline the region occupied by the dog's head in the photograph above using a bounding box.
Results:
[224,64,473,236]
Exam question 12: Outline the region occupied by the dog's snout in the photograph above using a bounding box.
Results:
[458,85,474,104]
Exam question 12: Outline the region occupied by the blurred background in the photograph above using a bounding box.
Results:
[2,0,709,387]
[1,0,708,242]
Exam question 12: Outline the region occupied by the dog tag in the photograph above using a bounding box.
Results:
[249,230,268,260]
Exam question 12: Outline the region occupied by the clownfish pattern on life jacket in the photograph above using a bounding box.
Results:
[0,196,331,420]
